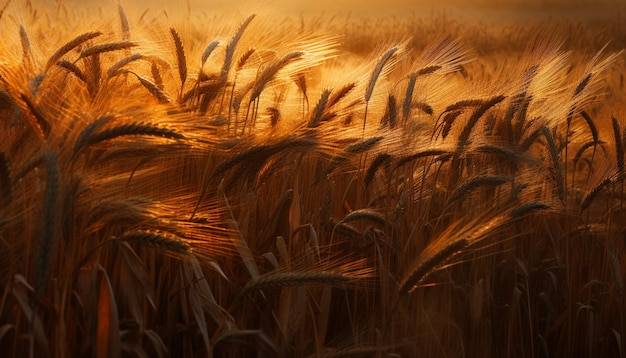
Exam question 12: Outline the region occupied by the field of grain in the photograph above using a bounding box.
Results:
[0,1,625,357]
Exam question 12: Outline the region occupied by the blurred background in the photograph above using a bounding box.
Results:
[35,0,625,16]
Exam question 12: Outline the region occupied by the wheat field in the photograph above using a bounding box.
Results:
[0,0,625,357]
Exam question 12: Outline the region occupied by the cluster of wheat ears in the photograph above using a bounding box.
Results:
[0,1,625,357]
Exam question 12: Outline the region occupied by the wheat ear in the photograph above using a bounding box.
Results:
[118,4,130,40]
[118,230,190,254]
[221,14,256,83]
[446,175,511,206]
[57,59,87,83]
[399,238,468,295]
[79,41,136,59]
[74,123,184,153]
[365,153,392,186]
[107,54,144,77]
[541,126,565,202]
[201,40,220,66]
[364,47,397,132]
[309,89,331,128]
[128,71,172,104]
[170,27,187,97]
[344,136,384,153]
[45,31,102,71]
[242,271,351,295]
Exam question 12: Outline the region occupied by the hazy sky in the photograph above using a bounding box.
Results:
[50,0,623,16]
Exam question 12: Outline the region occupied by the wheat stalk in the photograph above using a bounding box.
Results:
[612,116,624,176]
[0,152,11,207]
[33,152,59,300]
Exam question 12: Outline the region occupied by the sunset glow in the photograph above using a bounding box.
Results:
[1,0,625,356]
